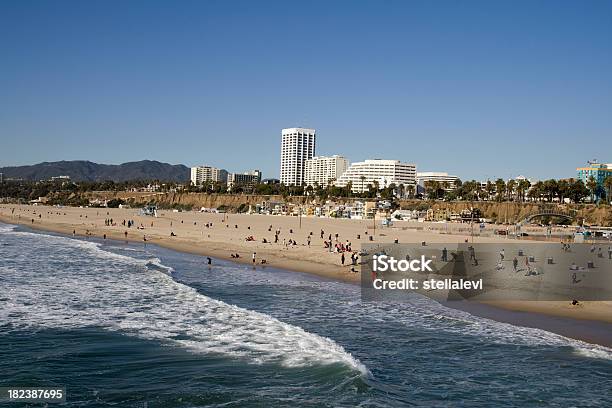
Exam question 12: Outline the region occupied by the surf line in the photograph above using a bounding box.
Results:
[372,278,483,291]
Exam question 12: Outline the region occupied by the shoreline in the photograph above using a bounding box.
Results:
[1,204,611,347]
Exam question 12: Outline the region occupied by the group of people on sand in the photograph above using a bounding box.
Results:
[589,244,612,259]
[225,222,359,270]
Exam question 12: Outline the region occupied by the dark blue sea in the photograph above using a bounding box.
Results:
[1,222,611,407]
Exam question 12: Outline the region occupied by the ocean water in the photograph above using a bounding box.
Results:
[1,222,611,407]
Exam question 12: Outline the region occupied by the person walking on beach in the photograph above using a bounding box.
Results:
[608,246,612,260]
[513,257,518,272]
[307,236,311,246]
[252,252,256,265]
[525,257,532,275]
[207,257,212,266]
[341,252,345,265]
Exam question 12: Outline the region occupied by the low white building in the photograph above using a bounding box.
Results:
[335,159,417,193]
[417,172,460,191]
[227,170,262,190]
[304,155,349,187]
[190,166,228,186]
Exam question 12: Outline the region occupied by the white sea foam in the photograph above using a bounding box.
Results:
[0,231,369,375]
[248,274,612,361]
[2,226,610,366]
[145,257,175,274]
[0,223,17,233]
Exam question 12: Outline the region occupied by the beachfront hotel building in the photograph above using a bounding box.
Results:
[577,161,612,186]
[576,161,612,197]
[304,155,349,187]
[227,170,262,190]
[335,159,417,193]
[279,128,316,186]
[417,172,460,191]
[190,166,228,186]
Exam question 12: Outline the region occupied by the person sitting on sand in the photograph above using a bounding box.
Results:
[170,231,176,237]
[571,299,581,306]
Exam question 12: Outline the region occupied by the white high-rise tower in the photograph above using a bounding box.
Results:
[279,127,316,186]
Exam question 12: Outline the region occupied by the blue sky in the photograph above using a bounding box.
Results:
[1,0,611,181]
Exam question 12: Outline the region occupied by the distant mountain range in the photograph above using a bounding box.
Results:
[0,160,190,182]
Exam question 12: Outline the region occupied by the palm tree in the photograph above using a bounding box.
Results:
[517,179,530,202]
[407,184,415,199]
[506,179,516,201]
[557,179,569,203]
[398,183,405,199]
[604,176,612,204]
[586,176,598,202]
[495,178,506,202]
[359,175,366,195]
[485,181,495,200]
[423,180,434,199]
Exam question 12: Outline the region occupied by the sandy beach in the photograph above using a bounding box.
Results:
[1,203,611,345]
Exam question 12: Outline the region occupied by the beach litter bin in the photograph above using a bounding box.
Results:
[369,236,373,241]
[394,239,399,244]
[587,261,595,268]
[547,257,554,264]
[518,249,524,256]
[528,256,535,263]
[357,234,361,239]
[421,241,426,246]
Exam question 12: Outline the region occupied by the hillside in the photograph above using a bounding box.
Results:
[0,160,190,182]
